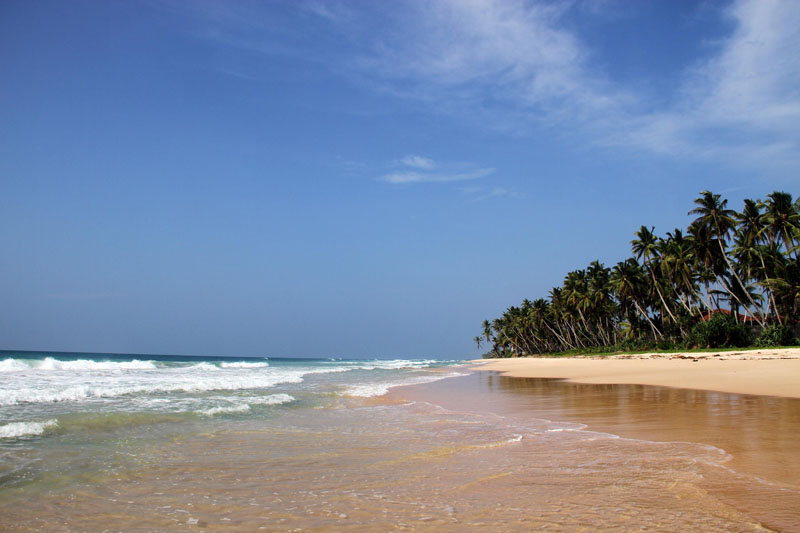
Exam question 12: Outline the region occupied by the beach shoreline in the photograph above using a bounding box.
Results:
[470,347,800,398]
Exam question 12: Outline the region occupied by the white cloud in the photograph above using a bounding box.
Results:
[400,155,436,169]
[356,0,799,171]
[697,0,800,132]
[303,2,339,21]
[380,168,493,185]
[611,0,800,167]
[185,0,800,172]
[359,0,628,117]
[379,155,494,184]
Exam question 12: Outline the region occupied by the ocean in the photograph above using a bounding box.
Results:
[1,350,798,530]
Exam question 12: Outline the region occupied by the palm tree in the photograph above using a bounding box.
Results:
[610,258,662,339]
[765,259,800,319]
[477,190,799,357]
[631,226,679,326]
[660,229,702,314]
[482,320,492,344]
[759,191,800,259]
[735,199,774,323]
[689,191,761,319]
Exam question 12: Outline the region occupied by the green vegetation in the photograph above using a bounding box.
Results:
[477,191,800,358]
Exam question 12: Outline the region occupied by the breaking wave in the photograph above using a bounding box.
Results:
[0,419,58,439]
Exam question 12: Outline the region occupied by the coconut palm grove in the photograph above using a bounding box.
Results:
[477,191,800,357]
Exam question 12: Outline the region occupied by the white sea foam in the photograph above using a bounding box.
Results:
[477,434,524,449]
[376,359,437,369]
[198,404,251,416]
[37,358,157,371]
[342,372,467,398]
[338,359,439,371]
[0,369,309,406]
[343,383,393,398]
[0,356,460,409]
[0,419,58,439]
[1,358,159,372]
[0,359,30,372]
[197,393,295,415]
[249,393,295,405]
[185,363,220,371]
[220,361,269,369]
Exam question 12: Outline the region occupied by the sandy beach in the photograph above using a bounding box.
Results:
[471,348,800,398]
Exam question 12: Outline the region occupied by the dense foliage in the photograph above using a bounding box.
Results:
[476,191,800,357]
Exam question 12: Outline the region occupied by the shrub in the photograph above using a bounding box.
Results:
[688,313,752,348]
[616,337,656,352]
[754,324,796,347]
[655,339,681,351]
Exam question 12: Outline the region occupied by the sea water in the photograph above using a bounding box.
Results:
[0,351,465,497]
[0,351,798,531]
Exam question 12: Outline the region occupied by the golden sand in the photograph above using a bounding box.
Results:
[471,348,800,398]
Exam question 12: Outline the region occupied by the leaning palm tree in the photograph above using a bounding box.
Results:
[735,199,775,323]
[631,226,679,326]
[762,255,800,321]
[661,228,703,314]
[759,191,800,260]
[689,191,761,320]
[477,189,799,357]
[610,258,662,339]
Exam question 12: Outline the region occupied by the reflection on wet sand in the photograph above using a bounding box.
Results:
[403,372,800,531]
[490,374,800,485]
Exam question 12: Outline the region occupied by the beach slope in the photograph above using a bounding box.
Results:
[471,348,800,398]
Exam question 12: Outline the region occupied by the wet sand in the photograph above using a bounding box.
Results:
[404,371,800,531]
[471,348,800,398]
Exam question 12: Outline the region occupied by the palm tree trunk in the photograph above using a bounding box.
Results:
[717,237,764,323]
[545,322,569,349]
[649,267,679,325]
[757,251,781,325]
[634,300,662,339]
[566,321,586,349]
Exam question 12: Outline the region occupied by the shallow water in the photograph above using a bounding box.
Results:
[1,354,798,531]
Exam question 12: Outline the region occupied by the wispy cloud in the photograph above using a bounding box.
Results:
[181,0,800,172]
[351,0,631,126]
[353,0,800,171]
[609,0,800,168]
[379,156,493,184]
[400,155,436,170]
[381,168,493,185]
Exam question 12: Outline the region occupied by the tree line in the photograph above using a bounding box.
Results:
[476,191,800,357]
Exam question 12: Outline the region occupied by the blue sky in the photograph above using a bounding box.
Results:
[1,0,798,358]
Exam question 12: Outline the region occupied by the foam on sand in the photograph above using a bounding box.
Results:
[342,371,468,398]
